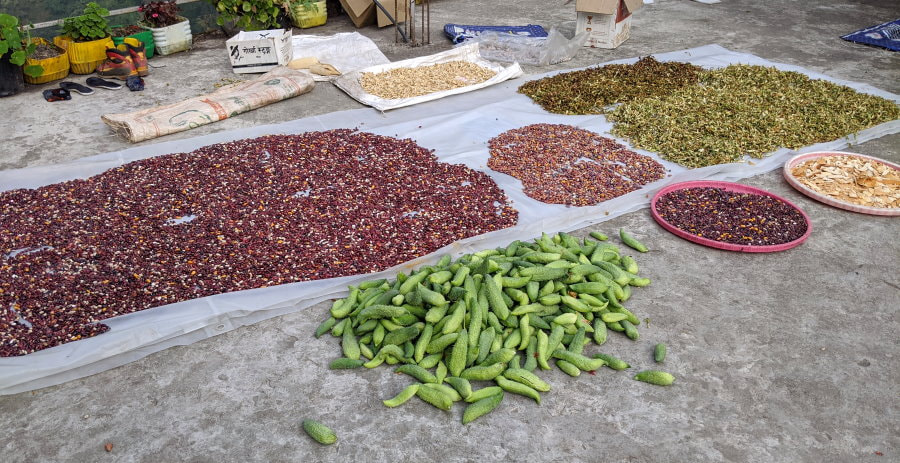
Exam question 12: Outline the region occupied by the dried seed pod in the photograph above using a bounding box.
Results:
[360,61,497,100]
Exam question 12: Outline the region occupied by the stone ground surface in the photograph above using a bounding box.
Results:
[1,0,898,462]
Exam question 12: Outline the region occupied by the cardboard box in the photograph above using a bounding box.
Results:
[226,29,293,74]
[375,0,408,28]
[339,0,376,28]
[576,0,643,14]
[575,0,643,49]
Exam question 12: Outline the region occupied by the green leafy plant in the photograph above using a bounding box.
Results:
[0,13,43,77]
[284,0,325,29]
[111,25,145,37]
[61,2,111,42]
[139,1,184,28]
[294,0,322,12]
[208,0,284,31]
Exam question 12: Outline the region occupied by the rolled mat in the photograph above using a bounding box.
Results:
[102,67,316,143]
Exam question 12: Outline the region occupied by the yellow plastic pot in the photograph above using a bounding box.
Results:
[288,0,327,29]
[24,38,69,84]
[57,36,114,74]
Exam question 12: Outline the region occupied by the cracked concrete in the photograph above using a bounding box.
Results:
[0,1,898,461]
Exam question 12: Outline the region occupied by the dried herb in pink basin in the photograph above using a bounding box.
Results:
[655,187,807,246]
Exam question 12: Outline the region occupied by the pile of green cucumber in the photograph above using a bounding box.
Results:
[315,229,674,424]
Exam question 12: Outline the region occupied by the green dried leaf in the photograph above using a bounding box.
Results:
[608,65,900,168]
[518,56,704,115]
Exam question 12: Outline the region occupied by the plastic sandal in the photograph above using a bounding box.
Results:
[42,88,71,102]
[59,81,95,95]
[85,77,123,90]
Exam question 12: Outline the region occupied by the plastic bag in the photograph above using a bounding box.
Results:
[457,28,588,66]
[443,24,548,44]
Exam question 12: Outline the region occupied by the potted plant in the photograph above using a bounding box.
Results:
[207,0,286,34]
[59,2,114,74]
[111,24,155,58]
[0,13,43,96]
[24,37,69,85]
[285,0,327,29]
[139,1,192,56]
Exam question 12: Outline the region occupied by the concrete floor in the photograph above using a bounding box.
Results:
[1,0,898,461]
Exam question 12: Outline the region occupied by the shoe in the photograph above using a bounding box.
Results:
[96,48,137,80]
[59,81,94,95]
[42,88,71,102]
[126,75,145,92]
[86,77,123,90]
[125,42,149,77]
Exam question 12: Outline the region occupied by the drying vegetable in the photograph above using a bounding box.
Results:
[318,230,659,423]
[634,370,675,386]
[302,419,337,445]
[518,56,704,114]
[487,124,667,206]
[654,343,666,363]
[609,64,900,168]
[0,130,518,356]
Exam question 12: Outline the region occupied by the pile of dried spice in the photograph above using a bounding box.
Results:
[789,155,899,209]
[360,61,497,100]
[655,187,808,246]
[517,56,704,114]
[0,130,518,356]
[609,65,900,168]
[487,124,667,206]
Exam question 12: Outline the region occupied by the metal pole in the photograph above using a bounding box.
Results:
[408,0,414,47]
[372,0,408,43]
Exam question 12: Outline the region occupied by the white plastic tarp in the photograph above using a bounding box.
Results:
[290,32,390,82]
[333,42,524,111]
[1,44,897,395]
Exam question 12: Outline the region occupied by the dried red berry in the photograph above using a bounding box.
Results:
[0,130,518,356]
[488,124,666,206]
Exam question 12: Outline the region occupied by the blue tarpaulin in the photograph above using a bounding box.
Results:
[443,24,548,44]
[841,19,900,52]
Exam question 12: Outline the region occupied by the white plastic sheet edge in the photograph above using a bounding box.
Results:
[332,42,524,111]
[1,44,897,394]
[290,32,390,82]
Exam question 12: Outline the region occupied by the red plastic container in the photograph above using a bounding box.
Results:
[650,180,812,253]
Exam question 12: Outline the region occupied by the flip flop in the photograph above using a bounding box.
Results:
[85,77,123,90]
[59,81,95,95]
[42,88,71,102]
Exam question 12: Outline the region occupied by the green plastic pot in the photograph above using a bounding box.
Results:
[111,27,155,58]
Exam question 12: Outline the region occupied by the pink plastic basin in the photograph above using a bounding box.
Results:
[650,180,812,253]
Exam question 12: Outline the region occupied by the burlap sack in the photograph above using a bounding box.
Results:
[102,67,315,143]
